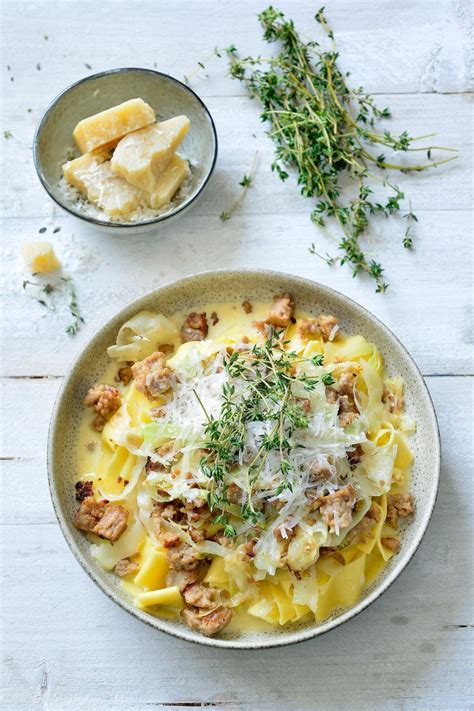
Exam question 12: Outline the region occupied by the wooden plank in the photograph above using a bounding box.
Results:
[2,0,472,101]
[1,377,472,710]
[1,207,472,377]
[1,93,472,219]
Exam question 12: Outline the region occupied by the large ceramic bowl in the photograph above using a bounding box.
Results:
[48,270,440,648]
[33,68,218,234]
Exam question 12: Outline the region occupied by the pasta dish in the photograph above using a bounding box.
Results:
[74,295,415,637]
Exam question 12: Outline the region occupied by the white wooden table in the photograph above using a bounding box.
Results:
[1,1,473,709]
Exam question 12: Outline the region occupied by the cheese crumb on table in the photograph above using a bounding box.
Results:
[21,241,61,273]
[111,115,190,192]
[73,98,156,154]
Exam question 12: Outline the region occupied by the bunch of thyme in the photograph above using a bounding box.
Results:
[224,6,457,292]
[197,329,334,535]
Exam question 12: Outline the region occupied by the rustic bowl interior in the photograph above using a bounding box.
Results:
[34,68,217,230]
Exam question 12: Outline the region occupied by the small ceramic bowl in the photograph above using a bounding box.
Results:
[33,68,218,234]
[48,270,440,649]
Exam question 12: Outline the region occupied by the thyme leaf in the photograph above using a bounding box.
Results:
[219,151,259,222]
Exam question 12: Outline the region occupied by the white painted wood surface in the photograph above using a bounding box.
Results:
[1,1,472,709]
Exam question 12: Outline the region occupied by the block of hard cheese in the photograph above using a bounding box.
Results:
[111,115,190,192]
[62,152,107,195]
[73,98,156,154]
[147,154,189,209]
[21,241,61,273]
[63,155,144,216]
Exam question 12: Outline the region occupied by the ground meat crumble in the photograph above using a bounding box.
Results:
[75,480,93,501]
[181,312,209,342]
[318,485,357,533]
[131,351,173,399]
[74,497,128,542]
[387,494,415,528]
[265,294,294,328]
[84,384,121,430]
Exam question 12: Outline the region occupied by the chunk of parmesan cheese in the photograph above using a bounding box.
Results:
[73,98,156,154]
[21,241,60,273]
[62,152,107,195]
[147,154,189,209]
[111,115,190,192]
[63,156,145,216]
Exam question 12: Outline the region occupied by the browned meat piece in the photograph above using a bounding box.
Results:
[387,494,415,528]
[74,496,106,532]
[381,536,400,551]
[145,458,165,475]
[338,371,358,397]
[162,531,181,548]
[181,312,208,342]
[242,540,256,558]
[74,497,129,542]
[93,504,128,542]
[84,383,121,419]
[210,311,219,326]
[346,503,380,544]
[189,527,205,543]
[158,343,175,356]
[156,441,175,457]
[131,351,173,399]
[151,501,181,541]
[317,315,339,342]
[181,606,232,636]
[180,498,211,524]
[91,415,107,432]
[242,300,253,314]
[308,463,332,482]
[338,395,358,427]
[298,318,320,338]
[167,542,201,571]
[183,583,215,609]
[318,485,357,533]
[348,444,364,469]
[115,366,133,386]
[320,547,345,565]
[265,294,294,328]
[114,558,139,577]
[383,386,404,414]
[325,387,338,404]
[75,480,93,501]
[295,397,311,414]
[226,482,243,504]
[165,567,200,591]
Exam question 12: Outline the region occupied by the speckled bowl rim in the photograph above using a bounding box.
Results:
[47,269,441,649]
[33,67,218,229]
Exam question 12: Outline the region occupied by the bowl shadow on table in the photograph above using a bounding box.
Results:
[118,457,466,707]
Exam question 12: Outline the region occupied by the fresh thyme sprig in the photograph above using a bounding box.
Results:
[402,202,417,249]
[224,6,457,291]
[183,46,233,85]
[62,277,84,335]
[22,276,85,335]
[220,151,259,221]
[198,328,333,533]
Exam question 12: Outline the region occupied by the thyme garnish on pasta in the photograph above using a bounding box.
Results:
[198,328,334,532]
